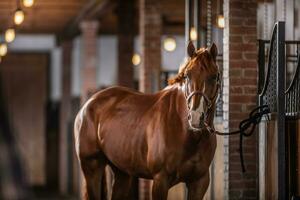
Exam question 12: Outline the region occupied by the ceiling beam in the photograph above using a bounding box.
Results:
[58,0,116,42]
[86,0,117,20]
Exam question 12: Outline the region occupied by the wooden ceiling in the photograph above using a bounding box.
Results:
[0,0,89,34]
[0,0,222,36]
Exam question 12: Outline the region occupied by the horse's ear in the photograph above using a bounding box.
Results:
[187,41,196,58]
[208,43,218,62]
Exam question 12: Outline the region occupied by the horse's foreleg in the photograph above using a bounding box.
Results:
[81,157,106,200]
[152,174,169,200]
[111,170,135,200]
[186,172,210,200]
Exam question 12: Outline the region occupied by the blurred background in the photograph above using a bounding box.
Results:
[0,0,299,199]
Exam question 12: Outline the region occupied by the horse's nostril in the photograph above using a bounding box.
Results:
[198,113,205,127]
[200,112,205,121]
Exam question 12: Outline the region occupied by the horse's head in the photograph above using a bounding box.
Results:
[169,41,220,130]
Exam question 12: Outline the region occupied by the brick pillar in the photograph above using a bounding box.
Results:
[139,0,162,93]
[139,0,162,199]
[80,21,99,100]
[60,40,73,194]
[223,0,258,199]
[117,0,135,88]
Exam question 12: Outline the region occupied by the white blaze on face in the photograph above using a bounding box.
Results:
[190,96,205,127]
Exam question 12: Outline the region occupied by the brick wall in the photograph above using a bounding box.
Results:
[117,0,135,88]
[223,0,258,199]
[139,0,162,94]
[80,21,99,100]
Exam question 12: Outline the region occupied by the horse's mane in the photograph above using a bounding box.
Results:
[168,48,206,85]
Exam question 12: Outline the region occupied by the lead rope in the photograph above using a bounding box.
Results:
[205,105,271,172]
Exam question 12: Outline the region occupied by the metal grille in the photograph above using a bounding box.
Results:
[260,25,278,112]
[258,22,287,199]
[285,54,300,118]
[259,37,300,118]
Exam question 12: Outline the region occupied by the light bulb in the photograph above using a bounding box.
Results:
[0,44,8,57]
[23,0,34,7]
[5,29,16,43]
[217,15,225,28]
[163,37,176,52]
[190,27,197,41]
[14,9,25,25]
[132,53,141,66]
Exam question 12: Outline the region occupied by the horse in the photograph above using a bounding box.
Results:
[74,41,220,200]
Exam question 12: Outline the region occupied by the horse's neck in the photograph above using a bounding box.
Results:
[162,83,190,126]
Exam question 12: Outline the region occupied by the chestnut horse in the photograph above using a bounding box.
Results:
[74,42,220,200]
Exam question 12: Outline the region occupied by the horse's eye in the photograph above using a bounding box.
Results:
[206,75,218,84]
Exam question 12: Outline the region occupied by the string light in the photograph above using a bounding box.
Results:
[23,0,34,7]
[190,27,197,41]
[217,15,225,28]
[0,43,8,57]
[163,37,176,52]
[14,8,25,25]
[5,29,16,43]
[1,0,34,58]
[132,53,141,66]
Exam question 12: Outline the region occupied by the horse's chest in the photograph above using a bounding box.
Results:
[177,154,207,182]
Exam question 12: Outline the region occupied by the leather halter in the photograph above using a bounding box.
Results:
[184,73,221,132]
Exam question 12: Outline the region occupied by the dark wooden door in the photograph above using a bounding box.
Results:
[0,53,48,187]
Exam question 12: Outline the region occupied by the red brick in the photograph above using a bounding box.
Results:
[230,95,257,103]
[229,172,242,179]
[230,87,243,94]
[242,60,258,68]
[244,86,257,94]
[229,121,241,128]
[230,27,256,35]
[243,19,257,27]
[230,52,243,60]
[230,68,243,77]
[230,43,244,51]
[229,190,242,198]
[230,112,249,119]
[229,103,243,111]
[242,44,257,51]
[230,35,243,43]
[244,68,257,75]
[243,52,257,60]
[230,18,244,26]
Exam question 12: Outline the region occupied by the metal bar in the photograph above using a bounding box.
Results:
[258,40,266,94]
[194,0,201,49]
[277,21,287,200]
[185,0,193,52]
[206,0,212,47]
